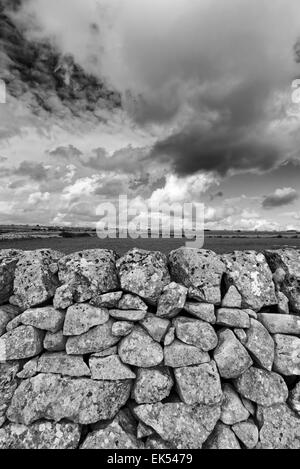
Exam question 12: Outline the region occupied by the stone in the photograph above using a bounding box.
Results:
[277,291,289,314]
[58,249,119,302]
[89,355,135,380]
[257,313,300,335]
[90,291,123,308]
[112,321,133,337]
[174,316,218,351]
[7,373,132,425]
[156,282,187,318]
[109,309,146,321]
[37,352,91,377]
[134,402,221,449]
[91,346,118,358]
[234,367,288,406]
[0,326,44,361]
[204,423,241,449]
[132,367,173,404]
[221,285,242,308]
[174,361,222,406]
[234,328,247,342]
[232,420,259,449]
[220,384,250,425]
[241,397,256,416]
[164,326,175,346]
[273,334,300,375]
[213,329,252,379]
[0,362,20,426]
[17,357,38,379]
[257,403,300,449]
[164,340,210,367]
[116,249,170,304]
[137,422,154,439]
[5,316,22,331]
[183,302,216,323]
[216,308,250,328]
[288,382,300,414]
[43,330,66,352]
[118,327,164,367]
[17,306,65,333]
[12,249,63,309]
[66,319,119,355]
[118,294,148,311]
[168,248,225,304]
[222,251,276,311]
[0,250,21,305]
[0,421,81,449]
[140,313,170,342]
[242,318,274,371]
[0,305,21,336]
[63,304,109,336]
[81,420,143,449]
[53,284,73,310]
[145,436,175,449]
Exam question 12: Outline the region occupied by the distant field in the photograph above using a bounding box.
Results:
[0,235,299,256]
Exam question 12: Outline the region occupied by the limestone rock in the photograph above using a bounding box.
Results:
[0,305,21,336]
[63,304,109,336]
[145,435,175,449]
[174,361,222,405]
[37,352,91,377]
[216,308,250,328]
[0,250,21,305]
[0,326,44,360]
[66,319,119,355]
[257,403,300,449]
[288,382,300,414]
[221,286,242,308]
[81,420,143,449]
[137,421,154,439]
[43,330,66,352]
[257,313,300,335]
[0,362,20,426]
[91,346,118,358]
[204,423,241,449]
[174,316,218,351]
[242,318,274,371]
[232,419,259,449]
[90,291,122,308]
[53,284,73,310]
[118,294,148,311]
[213,329,252,379]
[89,355,135,380]
[17,306,65,333]
[164,340,210,367]
[234,328,247,343]
[109,309,146,321]
[164,326,175,346]
[273,334,300,375]
[156,282,187,319]
[7,373,131,425]
[168,248,225,305]
[132,367,173,404]
[277,291,289,314]
[234,367,288,406]
[140,313,170,342]
[112,321,133,337]
[118,327,163,367]
[220,384,250,425]
[183,302,216,323]
[17,357,38,379]
[222,251,276,311]
[116,249,170,304]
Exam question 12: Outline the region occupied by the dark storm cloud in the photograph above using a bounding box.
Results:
[262,188,299,209]
[14,161,48,181]
[49,145,83,159]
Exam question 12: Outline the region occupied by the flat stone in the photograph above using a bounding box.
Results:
[288,382,300,414]
[109,309,146,321]
[0,305,21,337]
[234,328,247,342]
[232,419,259,449]
[257,403,300,449]
[164,340,210,367]
[63,304,109,336]
[116,249,170,304]
[17,357,39,379]
[174,361,222,405]
[222,251,276,311]
[140,313,170,342]
[183,302,216,323]
[213,329,252,379]
[118,327,164,367]
[0,250,21,305]
[242,318,274,371]
[7,373,131,425]
[168,248,225,305]
[89,355,135,380]
[0,326,44,361]
[118,294,148,311]
[257,313,300,335]
[132,367,173,404]
[17,307,65,333]
[58,249,119,303]
[81,420,143,449]
[0,421,81,449]
[164,326,175,346]
[216,308,250,328]
[43,330,66,352]
[273,334,300,375]
[220,384,250,425]
[174,316,218,351]
[277,291,289,314]
[204,423,241,449]
[221,286,242,308]
[91,346,118,358]
[53,284,73,310]
[90,291,123,308]
[156,282,187,319]
[0,362,20,426]
[234,367,288,406]
[112,321,134,337]
[134,402,221,449]
[37,352,91,377]
[67,319,119,355]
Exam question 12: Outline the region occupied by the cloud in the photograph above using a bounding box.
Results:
[262,187,299,209]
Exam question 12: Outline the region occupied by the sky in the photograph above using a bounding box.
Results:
[0,0,300,230]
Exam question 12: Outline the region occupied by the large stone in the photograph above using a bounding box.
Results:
[242,318,274,371]
[174,361,222,406]
[134,402,221,449]
[164,340,210,367]
[232,419,259,449]
[140,313,170,342]
[204,423,241,449]
[156,282,187,319]
[7,373,131,425]
[174,316,218,352]
[288,382,300,414]
[89,355,135,380]
[0,305,21,337]
[257,403,300,449]
[63,304,109,336]
[132,367,173,404]
[116,249,170,304]
[0,326,44,361]
[0,251,21,305]
[257,313,300,335]
[213,329,252,379]
[43,330,66,352]
[90,291,123,308]
[234,367,288,406]
[220,384,250,425]
[118,294,148,311]
[0,362,20,426]
[273,334,300,375]
[168,248,225,304]
[221,286,242,308]
[118,327,163,367]
[66,319,119,355]
[11,249,63,309]
[81,420,143,449]
[183,302,216,324]
[58,249,119,303]
[109,309,146,321]
[0,421,81,449]
[216,308,250,328]
[222,251,276,311]
[37,352,91,377]
[17,306,65,333]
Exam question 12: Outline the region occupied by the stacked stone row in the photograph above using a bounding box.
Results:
[0,247,300,449]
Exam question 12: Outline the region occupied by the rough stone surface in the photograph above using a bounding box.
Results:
[174,316,218,351]
[116,249,170,304]
[140,313,170,342]
[112,321,133,337]
[273,334,300,375]
[221,286,242,308]
[277,291,289,314]
[220,384,250,425]
[118,294,148,311]
[137,421,154,439]
[63,304,109,336]
[17,307,65,333]
[53,284,73,310]
[132,367,173,404]
[168,248,226,305]
[118,327,163,367]
[81,420,143,449]
[156,282,187,318]
[204,423,241,449]
[242,318,274,371]
[213,329,253,379]
[288,382,300,414]
[164,340,210,367]
[183,302,216,324]
[0,304,21,337]
[145,435,175,449]
[257,313,300,335]
[232,419,259,449]
[89,355,135,380]
[17,357,38,379]
[257,403,300,449]
[37,352,91,377]
[174,361,222,406]
[0,251,21,305]
[43,330,66,352]
[92,346,118,358]
[0,362,20,426]
[216,308,250,328]
[90,291,123,308]
[0,325,44,360]
[164,326,175,346]
[109,309,146,321]
[66,319,119,355]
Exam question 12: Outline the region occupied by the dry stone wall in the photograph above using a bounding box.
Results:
[0,246,300,449]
